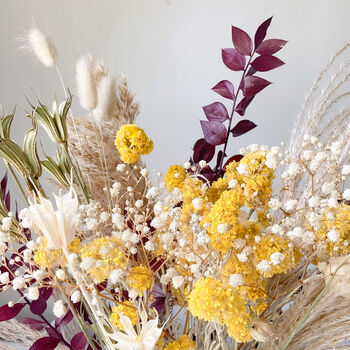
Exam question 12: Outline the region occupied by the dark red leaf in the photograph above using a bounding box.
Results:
[30,296,47,315]
[256,39,287,55]
[29,337,60,350]
[21,318,46,331]
[246,66,256,76]
[4,192,10,211]
[45,327,60,339]
[0,173,8,198]
[200,121,227,146]
[215,151,224,170]
[193,138,216,163]
[202,102,229,122]
[224,154,244,169]
[232,26,253,55]
[243,76,271,97]
[0,303,26,321]
[40,287,53,300]
[55,309,73,328]
[251,55,284,72]
[231,120,257,137]
[71,332,87,350]
[211,80,235,100]
[222,48,245,71]
[236,96,255,116]
[254,16,272,48]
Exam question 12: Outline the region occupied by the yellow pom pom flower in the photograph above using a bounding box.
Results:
[115,124,153,164]
[164,335,195,350]
[164,165,187,191]
[126,265,153,296]
[110,301,137,330]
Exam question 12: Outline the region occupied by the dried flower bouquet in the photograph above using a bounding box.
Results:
[0,17,350,350]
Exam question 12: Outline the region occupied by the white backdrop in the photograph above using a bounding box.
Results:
[1,0,350,179]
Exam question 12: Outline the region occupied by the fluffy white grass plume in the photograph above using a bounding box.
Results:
[93,74,117,123]
[76,55,98,111]
[26,28,57,67]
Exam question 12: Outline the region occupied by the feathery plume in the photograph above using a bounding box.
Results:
[26,28,57,67]
[93,74,117,123]
[76,55,98,111]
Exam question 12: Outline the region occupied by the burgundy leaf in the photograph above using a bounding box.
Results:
[40,287,53,300]
[232,26,253,55]
[21,318,46,331]
[231,120,257,137]
[71,332,87,350]
[29,337,60,350]
[256,39,287,55]
[254,16,272,48]
[149,258,164,273]
[236,96,255,116]
[221,48,245,71]
[211,80,235,100]
[193,138,216,163]
[243,76,271,97]
[246,66,256,76]
[45,327,60,339]
[55,309,73,328]
[215,150,224,170]
[4,192,10,211]
[0,173,8,198]
[251,55,284,72]
[202,102,229,122]
[199,166,218,181]
[0,303,26,321]
[200,121,227,146]
[30,296,47,315]
[224,154,244,169]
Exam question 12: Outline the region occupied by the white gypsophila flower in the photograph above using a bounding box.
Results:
[270,252,285,265]
[26,240,36,251]
[111,309,163,350]
[53,300,66,318]
[144,241,155,251]
[199,160,207,168]
[285,199,297,211]
[26,28,57,67]
[229,273,244,288]
[308,196,320,208]
[140,168,149,177]
[80,257,95,270]
[76,55,98,111]
[183,161,191,169]
[172,275,184,289]
[268,197,280,210]
[12,277,25,290]
[25,287,39,301]
[255,235,262,243]
[236,163,249,176]
[247,144,259,152]
[342,165,350,176]
[135,200,144,209]
[343,189,350,201]
[303,231,316,245]
[328,197,338,208]
[217,223,232,234]
[71,290,81,303]
[28,187,79,250]
[330,141,342,157]
[192,198,203,210]
[129,288,139,300]
[234,238,246,250]
[327,229,340,243]
[22,249,32,263]
[109,269,123,284]
[1,217,12,231]
[286,163,301,177]
[237,252,248,263]
[33,270,45,281]
[19,208,32,228]
[112,213,125,229]
[228,179,238,189]
[116,164,126,172]
[93,74,116,123]
[322,182,335,194]
[301,150,313,161]
[0,272,9,284]
[55,269,66,280]
[256,260,271,273]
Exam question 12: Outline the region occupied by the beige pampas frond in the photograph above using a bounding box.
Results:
[67,78,145,207]
[26,28,57,67]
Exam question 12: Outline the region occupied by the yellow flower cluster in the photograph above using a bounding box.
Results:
[188,277,252,343]
[317,204,350,256]
[126,265,153,296]
[115,124,153,163]
[34,238,81,270]
[81,237,128,282]
[164,335,195,350]
[164,165,187,192]
[110,301,137,330]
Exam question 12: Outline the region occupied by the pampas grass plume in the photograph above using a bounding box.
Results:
[27,28,57,67]
[93,74,116,123]
[76,55,98,111]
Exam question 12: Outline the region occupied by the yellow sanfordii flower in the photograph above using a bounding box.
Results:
[115,124,153,163]
[126,265,154,296]
[110,301,137,330]
[164,335,195,350]
[164,165,187,192]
